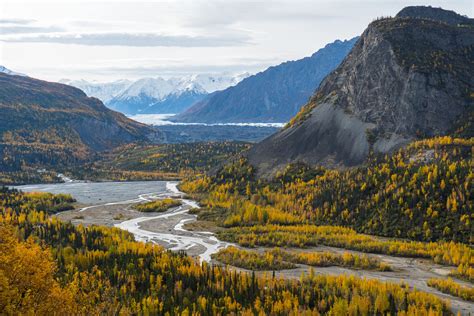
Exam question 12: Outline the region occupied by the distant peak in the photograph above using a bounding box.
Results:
[396,6,473,26]
[311,37,359,58]
[0,65,26,77]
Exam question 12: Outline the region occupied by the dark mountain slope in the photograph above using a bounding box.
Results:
[0,73,155,151]
[173,38,358,123]
[0,73,159,182]
[247,6,474,176]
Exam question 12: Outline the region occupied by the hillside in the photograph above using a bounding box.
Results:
[173,38,358,123]
[247,6,474,176]
[70,141,251,181]
[0,73,157,182]
[182,136,473,285]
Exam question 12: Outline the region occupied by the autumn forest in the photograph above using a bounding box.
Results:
[1,3,474,316]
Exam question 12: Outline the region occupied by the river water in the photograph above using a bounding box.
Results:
[15,180,168,204]
[14,180,230,262]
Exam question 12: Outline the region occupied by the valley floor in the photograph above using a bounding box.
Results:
[232,246,474,315]
[56,182,229,262]
[52,181,474,315]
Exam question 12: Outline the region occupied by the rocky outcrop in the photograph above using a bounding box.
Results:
[396,6,474,26]
[247,6,474,177]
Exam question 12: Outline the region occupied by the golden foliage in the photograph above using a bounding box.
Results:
[0,188,454,314]
[182,137,473,281]
[0,224,76,315]
[133,198,181,213]
[214,247,391,272]
[427,278,474,302]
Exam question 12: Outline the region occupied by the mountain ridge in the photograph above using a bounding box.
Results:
[0,73,157,156]
[173,38,358,123]
[396,5,474,25]
[0,65,26,77]
[59,78,132,104]
[246,6,474,176]
[62,73,249,115]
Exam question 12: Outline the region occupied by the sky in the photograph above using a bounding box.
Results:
[0,0,472,82]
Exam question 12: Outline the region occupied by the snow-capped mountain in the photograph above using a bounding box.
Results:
[0,66,26,77]
[61,72,249,115]
[113,77,174,101]
[170,72,250,93]
[109,77,212,114]
[59,79,132,103]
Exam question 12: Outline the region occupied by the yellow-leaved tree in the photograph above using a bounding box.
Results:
[0,224,76,315]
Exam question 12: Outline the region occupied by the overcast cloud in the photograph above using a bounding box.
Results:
[3,32,252,47]
[0,25,63,35]
[0,18,36,25]
[0,0,472,81]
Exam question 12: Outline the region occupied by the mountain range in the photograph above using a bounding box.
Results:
[61,73,249,115]
[62,38,357,123]
[2,5,472,179]
[173,38,358,123]
[247,6,474,176]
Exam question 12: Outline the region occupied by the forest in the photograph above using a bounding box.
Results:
[0,140,91,184]
[213,247,391,272]
[0,141,250,184]
[68,141,251,182]
[0,188,453,315]
[427,278,474,302]
[181,137,473,282]
[1,135,472,314]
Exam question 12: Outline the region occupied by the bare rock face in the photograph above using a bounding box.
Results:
[247,6,474,177]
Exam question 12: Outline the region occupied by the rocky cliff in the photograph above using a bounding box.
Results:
[247,6,474,176]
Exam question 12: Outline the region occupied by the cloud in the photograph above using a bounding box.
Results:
[0,18,63,34]
[0,18,36,25]
[183,0,342,28]
[0,25,64,34]
[29,60,272,79]
[67,20,117,28]
[0,12,253,47]
[1,31,252,47]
